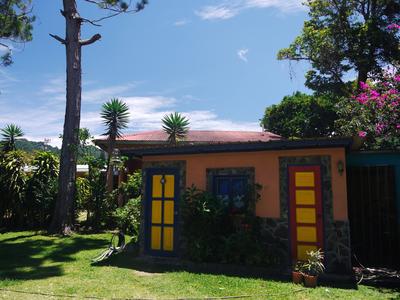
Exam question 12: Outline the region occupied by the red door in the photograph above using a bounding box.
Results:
[289,166,323,261]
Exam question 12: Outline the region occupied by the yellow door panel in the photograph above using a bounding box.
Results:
[151,226,161,250]
[151,200,162,224]
[164,200,174,225]
[164,175,175,198]
[152,175,162,198]
[163,227,174,251]
[296,208,316,224]
[297,245,317,261]
[296,190,316,205]
[297,226,317,242]
[295,172,315,187]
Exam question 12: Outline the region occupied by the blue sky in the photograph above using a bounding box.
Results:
[0,0,310,147]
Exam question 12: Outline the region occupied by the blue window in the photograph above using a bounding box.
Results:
[214,176,248,214]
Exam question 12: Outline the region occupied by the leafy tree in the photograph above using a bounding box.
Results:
[162,112,190,145]
[50,0,147,234]
[260,92,338,138]
[1,124,24,152]
[278,0,400,95]
[100,98,130,193]
[336,73,400,150]
[0,0,35,66]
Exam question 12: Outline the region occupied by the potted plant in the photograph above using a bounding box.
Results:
[292,261,304,284]
[301,249,325,288]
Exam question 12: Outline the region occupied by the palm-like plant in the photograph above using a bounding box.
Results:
[100,98,130,192]
[1,124,24,152]
[162,112,190,145]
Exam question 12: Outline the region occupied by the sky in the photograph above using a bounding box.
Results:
[0,0,311,147]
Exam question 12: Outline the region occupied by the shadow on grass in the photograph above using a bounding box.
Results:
[0,232,107,281]
[93,249,357,290]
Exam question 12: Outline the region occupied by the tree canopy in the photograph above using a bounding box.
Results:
[0,0,35,66]
[278,0,400,95]
[260,92,338,139]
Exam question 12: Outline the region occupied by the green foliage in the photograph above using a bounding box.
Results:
[1,124,24,152]
[299,249,325,276]
[113,197,141,240]
[0,150,29,227]
[119,171,142,201]
[278,0,400,95]
[0,0,35,66]
[181,185,274,266]
[76,177,91,212]
[261,92,338,138]
[76,156,117,230]
[26,151,59,227]
[162,112,190,145]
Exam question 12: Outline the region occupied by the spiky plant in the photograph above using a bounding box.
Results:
[1,124,24,152]
[162,112,190,145]
[100,98,130,192]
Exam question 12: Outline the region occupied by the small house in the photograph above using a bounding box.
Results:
[96,130,353,273]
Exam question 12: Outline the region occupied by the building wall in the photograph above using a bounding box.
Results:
[143,147,348,221]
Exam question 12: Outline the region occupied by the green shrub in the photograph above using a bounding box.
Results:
[113,197,141,241]
[181,185,278,266]
[26,151,59,227]
[119,171,142,203]
[0,150,29,227]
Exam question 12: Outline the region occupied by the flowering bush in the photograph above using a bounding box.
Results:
[336,74,400,150]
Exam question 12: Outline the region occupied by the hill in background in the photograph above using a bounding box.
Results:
[15,139,104,163]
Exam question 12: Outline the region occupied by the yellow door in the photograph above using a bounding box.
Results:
[289,166,324,261]
[149,173,176,254]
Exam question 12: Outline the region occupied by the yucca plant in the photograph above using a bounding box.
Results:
[162,112,190,145]
[101,98,130,192]
[1,124,24,152]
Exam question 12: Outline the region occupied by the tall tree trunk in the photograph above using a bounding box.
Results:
[49,0,82,234]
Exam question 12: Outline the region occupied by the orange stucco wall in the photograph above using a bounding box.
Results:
[143,148,348,221]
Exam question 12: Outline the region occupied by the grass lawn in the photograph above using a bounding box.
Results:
[0,231,398,299]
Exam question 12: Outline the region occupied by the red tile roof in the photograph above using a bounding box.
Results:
[116,130,281,143]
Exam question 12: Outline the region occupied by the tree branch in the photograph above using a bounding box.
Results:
[80,34,102,46]
[81,0,147,25]
[49,34,66,44]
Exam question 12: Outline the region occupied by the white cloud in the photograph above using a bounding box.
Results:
[237,48,249,62]
[195,5,238,20]
[173,19,190,26]
[196,0,304,20]
[0,79,260,148]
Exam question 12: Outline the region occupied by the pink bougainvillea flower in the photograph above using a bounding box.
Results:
[396,124,400,129]
[358,131,367,138]
[387,24,400,30]
[394,75,400,82]
[359,81,369,90]
[370,90,380,98]
[375,123,385,134]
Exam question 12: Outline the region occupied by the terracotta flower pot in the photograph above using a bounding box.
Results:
[292,271,303,284]
[303,274,318,288]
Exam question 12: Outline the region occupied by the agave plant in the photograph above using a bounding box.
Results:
[101,98,130,192]
[162,112,190,145]
[1,124,24,152]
